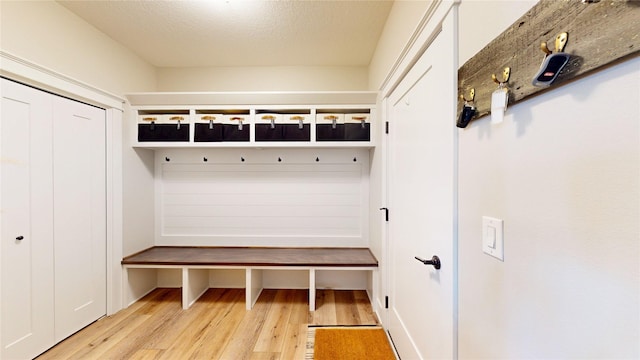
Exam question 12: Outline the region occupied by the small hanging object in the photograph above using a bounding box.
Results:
[203,157,208,162]
[353,116,367,129]
[532,32,570,87]
[241,157,245,162]
[353,157,357,162]
[170,116,183,130]
[165,157,170,162]
[202,115,216,130]
[316,157,320,162]
[263,115,276,129]
[278,157,282,162]
[142,116,157,131]
[491,67,510,124]
[291,115,305,130]
[231,116,244,131]
[325,115,338,130]
[456,88,476,128]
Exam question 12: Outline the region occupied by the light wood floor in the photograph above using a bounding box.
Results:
[37,288,380,360]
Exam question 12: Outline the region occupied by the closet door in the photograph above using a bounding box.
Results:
[52,96,107,341]
[1,79,56,359]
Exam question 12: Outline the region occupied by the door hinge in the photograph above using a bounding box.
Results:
[379,207,389,222]
[385,295,389,309]
[385,121,389,134]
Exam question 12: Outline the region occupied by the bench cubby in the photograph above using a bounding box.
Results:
[122,246,378,311]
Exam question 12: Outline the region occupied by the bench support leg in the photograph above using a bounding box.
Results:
[183,268,209,309]
[309,269,316,311]
[246,268,263,310]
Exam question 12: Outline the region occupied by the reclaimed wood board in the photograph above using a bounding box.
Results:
[458,0,640,124]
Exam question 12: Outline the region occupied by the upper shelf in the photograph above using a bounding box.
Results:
[127,91,378,149]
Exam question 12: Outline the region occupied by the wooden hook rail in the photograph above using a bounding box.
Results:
[457,0,640,125]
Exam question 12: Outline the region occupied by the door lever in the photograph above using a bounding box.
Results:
[415,255,441,270]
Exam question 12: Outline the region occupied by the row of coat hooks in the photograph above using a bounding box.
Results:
[458,31,570,128]
[164,156,359,163]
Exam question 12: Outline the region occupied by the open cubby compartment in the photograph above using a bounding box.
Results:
[137,109,191,142]
[255,109,312,142]
[316,108,371,142]
[216,109,252,142]
[193,110,224,142]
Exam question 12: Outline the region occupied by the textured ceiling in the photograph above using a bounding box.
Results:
[57,0,394,68]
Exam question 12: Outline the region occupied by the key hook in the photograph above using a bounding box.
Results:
[540,32,568,56]
[460,88,475,103]
[492,67,511,86]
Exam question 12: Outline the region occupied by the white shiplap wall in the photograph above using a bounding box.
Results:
[154,148,370,247]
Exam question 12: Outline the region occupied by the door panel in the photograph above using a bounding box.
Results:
[387,10,457,360]
[1,79,55,359]
[53,97,107,341]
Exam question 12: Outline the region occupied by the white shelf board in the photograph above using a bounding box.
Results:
[132,142,374,150]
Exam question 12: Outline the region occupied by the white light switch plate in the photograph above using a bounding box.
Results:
[483,216,504,261]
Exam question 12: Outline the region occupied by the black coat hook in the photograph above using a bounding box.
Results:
[165,157,170,162]
[278,157,282,162]
[203,157,208,162]
[353,157,357,162]
[241,157,245,162]
[316,157,320,162]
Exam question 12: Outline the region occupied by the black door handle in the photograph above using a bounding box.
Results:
[415,255,441,270]
[16,236,24,241]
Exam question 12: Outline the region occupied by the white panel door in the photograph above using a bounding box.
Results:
[52,96,107,341]
[386,9,457,360]
[1,79,56,359]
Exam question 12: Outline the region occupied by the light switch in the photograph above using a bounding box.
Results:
[487,227,496,248]
[483,216,504,261]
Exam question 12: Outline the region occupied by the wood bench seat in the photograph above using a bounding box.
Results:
[121,246,378,311]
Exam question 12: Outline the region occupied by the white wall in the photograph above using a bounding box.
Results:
[457,1,640,358]
[0,0,156,96]
[458,0,536,65]
[157,65,368,91]
[0,0,157,257]
[368,0,433,91]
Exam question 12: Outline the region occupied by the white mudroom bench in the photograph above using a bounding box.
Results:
[122,246,378,311]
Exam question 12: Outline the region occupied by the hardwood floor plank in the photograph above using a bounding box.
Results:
[287,289,310,325]
[152,291,229,359]
[311,289,337,325]
[249,352,280,360]
[354,290,380,325]
[129,348,164,360]
[160,288,246,360]
[36,289,175,359]
[98,291,184,359]
[335,290,361,325]
[253,289,295,352]
[36,288,379,360]
[148,288,228,352]
[218,289,277,360]
[281,323,308,360]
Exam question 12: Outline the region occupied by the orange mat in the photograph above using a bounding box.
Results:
[308,327,396,360]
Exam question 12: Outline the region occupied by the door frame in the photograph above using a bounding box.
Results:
[0,51,125,317]
[377,0,460,356]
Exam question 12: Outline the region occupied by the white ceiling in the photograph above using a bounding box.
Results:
[57,0,394,68]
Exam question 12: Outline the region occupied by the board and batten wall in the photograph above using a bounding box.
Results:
[152,148,370,248]
[456,1,639,358]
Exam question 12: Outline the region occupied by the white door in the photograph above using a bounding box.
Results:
[53,96,107,341]
[1,79,56,359]
[386,9,457,360]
